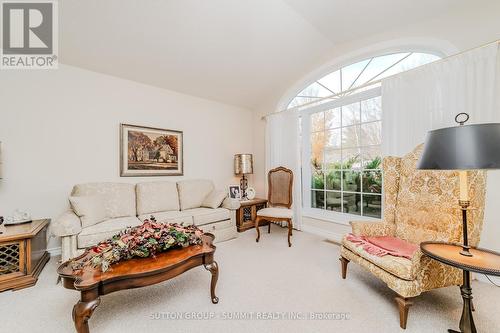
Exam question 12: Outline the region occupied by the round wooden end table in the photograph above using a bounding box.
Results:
[421,242,500,333]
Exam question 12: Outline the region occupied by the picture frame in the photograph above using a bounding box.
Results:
[228,185,241,199]
[120,123,183,177]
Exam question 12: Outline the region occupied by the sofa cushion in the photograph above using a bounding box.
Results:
[138,211,193,225]
[257,207,293,219]
[177,179,214,210]
[71,183,136,218]
[201,190,227,209]
[184,208,231,226]
[69,195,107,228]
[342,236,416,281]
[77,216,142,249]
[136,181,179,215]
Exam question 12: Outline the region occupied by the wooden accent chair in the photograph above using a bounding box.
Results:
[339,145,486,329]
[255,167,294,247]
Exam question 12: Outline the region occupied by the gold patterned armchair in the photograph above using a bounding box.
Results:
[339,145,486,329]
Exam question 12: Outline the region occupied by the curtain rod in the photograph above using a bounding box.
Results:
[261,39,500,120]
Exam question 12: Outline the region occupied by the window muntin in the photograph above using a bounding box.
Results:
[296,51,440,221]
[310,96,382,218]
[288,52,440,109]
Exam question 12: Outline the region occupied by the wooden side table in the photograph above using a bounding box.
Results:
[0,219,50,292]
[421,242,500,333]
[236,198,267,232]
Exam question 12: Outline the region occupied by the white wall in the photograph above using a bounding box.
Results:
[253,2,500,251]
[0,65,253,251]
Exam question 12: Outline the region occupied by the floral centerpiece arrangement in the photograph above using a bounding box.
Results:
[72,217,204,272]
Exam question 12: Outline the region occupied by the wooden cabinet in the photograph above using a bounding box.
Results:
[0,219,50,292]
[236,198,267,232]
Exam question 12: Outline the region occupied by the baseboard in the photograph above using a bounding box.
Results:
[301,224,344,244]
[47,246,61,256]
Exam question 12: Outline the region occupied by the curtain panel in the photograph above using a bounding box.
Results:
[381,42,500,156]
[265,110,302,230]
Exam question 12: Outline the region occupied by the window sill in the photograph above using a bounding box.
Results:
[302,208,381,226]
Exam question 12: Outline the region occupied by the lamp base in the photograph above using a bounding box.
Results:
[459,199,473,257]
[240,175,248,200]
[460,248,473,257]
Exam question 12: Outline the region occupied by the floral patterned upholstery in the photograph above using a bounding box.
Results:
[342,235,417,281]
[340,144,486,298]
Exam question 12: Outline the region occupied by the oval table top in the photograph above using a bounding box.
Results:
[421,241,500,277]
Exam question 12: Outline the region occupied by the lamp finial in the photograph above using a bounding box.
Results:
[455,113,469,126]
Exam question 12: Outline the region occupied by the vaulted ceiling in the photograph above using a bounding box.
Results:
[59,0,485,110]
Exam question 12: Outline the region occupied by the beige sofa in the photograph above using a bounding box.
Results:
[52,180,240,261]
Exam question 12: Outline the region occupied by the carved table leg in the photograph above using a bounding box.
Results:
[448,271,476,333]
[72,289,100,333]
[204,261,219,304]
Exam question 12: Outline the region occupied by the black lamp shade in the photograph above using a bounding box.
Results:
[417,123,500,170]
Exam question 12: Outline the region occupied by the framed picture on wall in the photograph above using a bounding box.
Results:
[120,123,183,177]
[228,185,241,199]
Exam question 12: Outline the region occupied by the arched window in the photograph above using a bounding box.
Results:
[294,52,440,221]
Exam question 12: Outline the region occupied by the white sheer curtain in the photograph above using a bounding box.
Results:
[382,42,500,156]
[265,109,302,230]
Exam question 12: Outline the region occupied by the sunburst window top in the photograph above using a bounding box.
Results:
[288,52,440,109]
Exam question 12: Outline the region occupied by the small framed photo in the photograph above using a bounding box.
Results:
[228,185,241,199]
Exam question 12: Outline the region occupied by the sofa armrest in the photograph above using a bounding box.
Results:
[350,221,395,237]
[409,249,424,274]
[222,197,241,210]
[51,210,82,237]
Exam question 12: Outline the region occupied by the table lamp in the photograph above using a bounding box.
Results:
[234,154,253,200]
[417,113,500,257]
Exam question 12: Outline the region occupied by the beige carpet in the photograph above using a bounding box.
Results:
[1,229,499,333]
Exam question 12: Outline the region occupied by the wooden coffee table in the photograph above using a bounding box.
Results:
[58,233,219,333]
